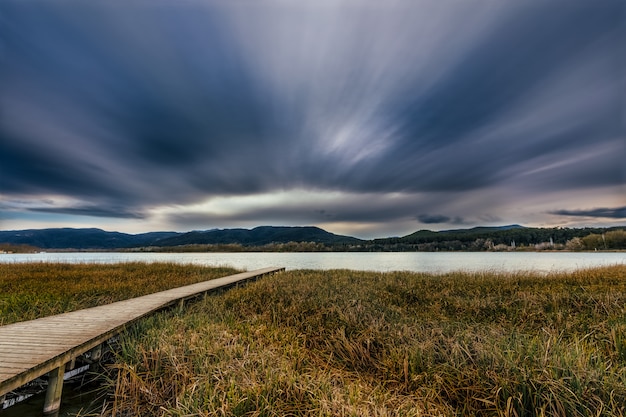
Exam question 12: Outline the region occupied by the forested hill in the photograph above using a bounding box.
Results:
[152,226,363,247]
[0,226,363,250]
[0,228,179,250]
[373,225,626,251]
[0,225,624,251]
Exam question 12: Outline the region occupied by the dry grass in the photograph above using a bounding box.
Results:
[0,262,239,325]
[90,265,626,416]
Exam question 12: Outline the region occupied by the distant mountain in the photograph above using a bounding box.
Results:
[402,224,525,240]
[1,225,622,251]
[0,228,179,249]
[440,224,525,233]
[0,226,363,249]
[153,226,363,247]
[375,224,623,249]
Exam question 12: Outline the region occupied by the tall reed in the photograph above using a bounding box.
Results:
[98,265,626,416]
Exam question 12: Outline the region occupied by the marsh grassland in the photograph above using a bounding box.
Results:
[2,263,626,416]
[0,262,239,325]
[104,266,626,416]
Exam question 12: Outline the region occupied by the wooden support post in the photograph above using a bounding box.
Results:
[43,365,65,417]
[90,344,102,362]
[178,298,185,312]
[0,394,5,413]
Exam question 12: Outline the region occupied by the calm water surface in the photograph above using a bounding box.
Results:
[1,251,624,273]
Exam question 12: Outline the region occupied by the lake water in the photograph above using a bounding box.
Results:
[1,251,624,274]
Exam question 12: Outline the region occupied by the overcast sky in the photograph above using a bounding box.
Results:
[1,0,624,239]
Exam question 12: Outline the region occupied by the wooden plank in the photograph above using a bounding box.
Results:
[0,338,90,346]
[0,353,64,362]
[0,369,25,378]
[0,363,32,369]
[0,267,284,398]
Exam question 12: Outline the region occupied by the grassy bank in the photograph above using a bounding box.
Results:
[94,265,626,416]
[0,262,239,325]
[1,263,625,415]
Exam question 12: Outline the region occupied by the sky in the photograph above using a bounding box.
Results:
[1,0,625,239]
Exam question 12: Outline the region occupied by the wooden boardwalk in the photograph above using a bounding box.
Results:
[0,266,284,415]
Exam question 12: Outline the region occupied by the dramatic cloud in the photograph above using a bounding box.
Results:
[551,207,626,219]
[0,0,624,238]
[417,215,468,225]
[29,206,145,219]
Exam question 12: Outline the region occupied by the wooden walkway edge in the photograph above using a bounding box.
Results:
[0,266,284,415]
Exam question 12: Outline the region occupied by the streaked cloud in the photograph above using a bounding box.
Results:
[0,0,624,238]
[550,207,626,219]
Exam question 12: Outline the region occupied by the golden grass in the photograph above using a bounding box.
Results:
[89,265,626,417]
[0,262,240,325]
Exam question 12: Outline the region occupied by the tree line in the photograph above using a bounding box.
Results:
[362,227,626,252]
[145,227,626,252]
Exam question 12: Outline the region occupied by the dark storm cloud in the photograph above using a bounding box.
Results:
[0,1,283,205]
[369,1,624,192]
[550,207,626,219]
[417,215,469,225]
[416,214,467,225]
[28,206,144,219]
[0,0,623,226]
[417,214,451,224]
